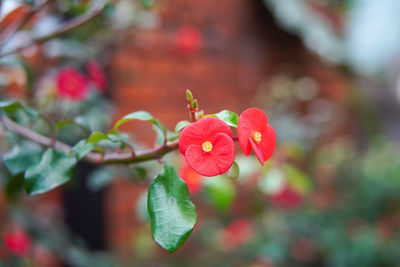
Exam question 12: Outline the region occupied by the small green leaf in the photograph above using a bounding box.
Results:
[114,111,167,140]
[175,120,190,132]
[71,140,94,160]
[70,132,111,160]
[225,161,240,179]
[0,100,25,114]
[56,120,90,136]
[24,149,77,195]
[148,163,198,253]
[87,132,109,143]
[114,111,153,129]
[3,143,43,175]
[140,0,155,9]
[204,176,235,211]
[210,110,239,128]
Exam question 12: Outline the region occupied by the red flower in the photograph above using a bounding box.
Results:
[175,26,202,54]
[218,219,253,250]
[56,67,88,101]
[3,229,31,256]
[179,117,235,177]
[179,157,202,194]
[237,108,276,165]
[271,185,302,209]
[86,59,107,91]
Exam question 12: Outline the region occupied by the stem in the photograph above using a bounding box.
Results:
[1,116,179,165]
[190,109,197,122]
[0,0,48,49]
[0,1,106,58]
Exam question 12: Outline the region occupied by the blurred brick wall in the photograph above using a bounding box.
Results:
[107,0,350,253]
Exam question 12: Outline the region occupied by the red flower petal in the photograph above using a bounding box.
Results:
[249,137,264,165]
[237,108,268,155]
[175,26,202,54]
[86,59,107,91]
[185,133,234,176]
[179,117,232,155]
[250,125,276,165]
[56,68,88,101]
[272,185,302,209]
[259,125,276,162]
[3,230,31,256]
[179,158,203,194]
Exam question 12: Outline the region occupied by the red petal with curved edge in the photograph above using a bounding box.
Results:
[238,108,268,156]
[259,125,276,162]
[179,117,232,154]
[249,138,264,166]
[249,125,276,165]
[237,119,252,155]
[185,133,234,177]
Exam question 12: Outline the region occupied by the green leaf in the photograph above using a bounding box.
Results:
[210,110,239,127]
[24,149,77,195]
[70,132,111,160]
[0,100,25,114]
[225,161,240,179]
[56,120,90,136]
[148,163,198,253]
[87,132,109,143]
[114,111,167,141]
[204,176,235,211]
[140,0,155,9]
[71,140,94,160]
[175,120,190,132]
[3,143,43,175]
[5,174,24,201]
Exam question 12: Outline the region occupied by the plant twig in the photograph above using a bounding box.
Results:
[0,0,49,49]
[1,116,179,164]
[0,1,106,58]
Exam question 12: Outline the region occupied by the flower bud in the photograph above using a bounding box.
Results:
[186,89,193,101]
[192,99,198,109]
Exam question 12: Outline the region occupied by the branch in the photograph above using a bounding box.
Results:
[1,116,179,165]
[0,1,106,58]
[0,0,49,48]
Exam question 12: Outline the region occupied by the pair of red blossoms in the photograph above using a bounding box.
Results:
[179,108,276,177]
[56,60,107,101]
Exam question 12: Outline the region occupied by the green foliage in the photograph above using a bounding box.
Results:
[114,111,167,142]
[140,0,155,9]
[3,143,42,176]
[175,120,190,132]
[210,110,239,128]
[24,148,77,195]
[148,163,198,253]
[204,176,235,211]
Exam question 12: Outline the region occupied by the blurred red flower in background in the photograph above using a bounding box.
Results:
[2,229,31,256]
[56,67,88,101]
[179,158,203,194]
[86,59,107,91]
[179,117,234,177]
[175,26,202,54]
[271,185,302,209]
[218,219,253,250]
[238,108,276,165]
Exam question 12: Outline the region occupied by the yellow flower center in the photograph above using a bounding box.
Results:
[202,141,213,152]
[253,131,262,143]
